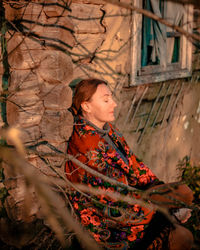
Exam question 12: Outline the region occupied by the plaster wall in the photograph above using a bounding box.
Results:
[119,82,200,182]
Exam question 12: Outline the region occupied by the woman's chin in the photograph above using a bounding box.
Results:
[108,115,115,122]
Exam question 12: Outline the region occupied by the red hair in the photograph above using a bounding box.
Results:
[71,79,107,115]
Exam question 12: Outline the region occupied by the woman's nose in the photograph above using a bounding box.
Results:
[112,99,117,108]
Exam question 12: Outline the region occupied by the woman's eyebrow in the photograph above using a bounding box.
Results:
[102,93,111,97]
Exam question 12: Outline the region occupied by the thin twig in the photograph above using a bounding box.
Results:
[101,0,200,42]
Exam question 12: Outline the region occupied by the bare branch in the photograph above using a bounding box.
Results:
[101,0,200,42]
[0,145,102,250]
[165,0,200,8]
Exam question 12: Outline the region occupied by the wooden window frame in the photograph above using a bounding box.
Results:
[130,0,193,86]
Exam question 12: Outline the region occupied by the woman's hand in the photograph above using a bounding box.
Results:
[146,182,193,208]
[173,208,192,223]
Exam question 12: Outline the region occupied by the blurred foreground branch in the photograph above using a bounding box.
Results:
[0,145,101,250]
[0,128,199,249]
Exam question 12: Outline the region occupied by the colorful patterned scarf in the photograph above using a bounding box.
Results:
[66,117,165,249]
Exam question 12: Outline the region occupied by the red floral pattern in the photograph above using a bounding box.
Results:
[66,117,160,249]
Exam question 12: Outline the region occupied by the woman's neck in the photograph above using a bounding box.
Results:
[82,114,105,129]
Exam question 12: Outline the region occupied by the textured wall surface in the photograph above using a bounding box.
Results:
[116,81,200,182]
[0,1,74,246]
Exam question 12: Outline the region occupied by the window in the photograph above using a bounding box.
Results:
[130,0,193,85]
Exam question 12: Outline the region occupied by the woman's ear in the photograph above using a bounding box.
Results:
[81,101,91,113]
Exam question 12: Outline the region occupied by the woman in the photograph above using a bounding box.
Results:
[66,79,193,249]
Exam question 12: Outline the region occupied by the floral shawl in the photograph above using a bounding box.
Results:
[65,117,160,249]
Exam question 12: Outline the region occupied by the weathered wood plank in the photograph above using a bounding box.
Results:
[39,110,73,142]
[40,83,72,110]
[7,101,44,127]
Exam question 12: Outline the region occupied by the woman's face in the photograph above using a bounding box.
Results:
[81,84,117,129]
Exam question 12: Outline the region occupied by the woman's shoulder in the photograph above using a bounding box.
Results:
[69,117,101,149]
